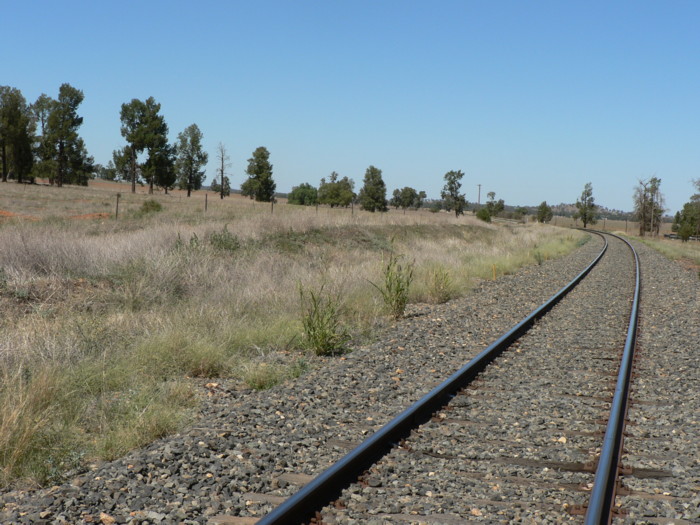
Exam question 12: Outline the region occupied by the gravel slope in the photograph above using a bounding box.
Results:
[613,240,700,524]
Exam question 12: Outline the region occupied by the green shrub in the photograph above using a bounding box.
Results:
[208,225,240,252]
[476,208,491,222]
[299,284,350,355]
[371,252,414,319]
[138,199,163,215]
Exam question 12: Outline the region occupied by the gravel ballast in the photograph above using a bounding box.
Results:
[1,233,697,525]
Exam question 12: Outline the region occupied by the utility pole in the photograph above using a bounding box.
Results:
[477,184,482,208]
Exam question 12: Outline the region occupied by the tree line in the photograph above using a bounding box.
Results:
[3,84,698,231]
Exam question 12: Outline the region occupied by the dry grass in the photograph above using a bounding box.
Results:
[631,235,700,275]
[0,180,588,487]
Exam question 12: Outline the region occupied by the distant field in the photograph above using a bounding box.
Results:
[0,179,592,488]
[549,215,674,236]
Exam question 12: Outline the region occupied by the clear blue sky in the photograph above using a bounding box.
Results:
[6,0,699,213]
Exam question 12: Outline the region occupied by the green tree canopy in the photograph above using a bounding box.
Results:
[575,182,597,228]
[175,123,208,197]
[633,177,664,236]
[241,146,275,202]
[0,86,35,183]
[485,191,505,217]
[441,170,467,217]
[45,83,92,186]
[120,97,168,193]
[671,179,698,240]
[390,186,425,213]
[145,142,176,193]
[358,165,388,212]
[536,201,553,223]
[318,172,355,207]
[288,182,318,205]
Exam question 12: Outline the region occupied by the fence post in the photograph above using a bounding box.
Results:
[115,193,120,219]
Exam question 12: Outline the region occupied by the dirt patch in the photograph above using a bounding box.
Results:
[68,212,111,220]
[677,257,700,274]
[0,209,38,221]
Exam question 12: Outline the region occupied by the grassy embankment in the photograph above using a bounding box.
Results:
[631,235,700,276]
[0,181,588,488]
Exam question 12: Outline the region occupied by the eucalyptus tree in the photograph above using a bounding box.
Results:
[215,142,231,199]
[575,182,597,228]
[30,93,55,180]
[633,177,664,236]
[441,170,467,217]
[175,124,208,197]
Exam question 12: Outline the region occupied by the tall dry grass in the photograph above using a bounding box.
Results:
[0,181,588,487]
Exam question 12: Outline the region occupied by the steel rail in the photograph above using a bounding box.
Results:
[257,232,608,525]
[585,233,641,524]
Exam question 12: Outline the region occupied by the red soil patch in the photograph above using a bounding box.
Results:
[0,209,39,220]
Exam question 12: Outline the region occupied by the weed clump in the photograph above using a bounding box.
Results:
[137,199,163,216]
[208,226,240,252]
[428,265,454,303]
[299,284,350,355]
[371,252,414,318]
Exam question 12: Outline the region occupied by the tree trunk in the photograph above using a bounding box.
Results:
[1,141,7,182]
[57,141,64,187]
[131,149,136,194]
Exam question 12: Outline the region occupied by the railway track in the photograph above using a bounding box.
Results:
[256,232,644,524]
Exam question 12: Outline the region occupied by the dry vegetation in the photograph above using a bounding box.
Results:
[632,235,700,274]
[0,181,588,487]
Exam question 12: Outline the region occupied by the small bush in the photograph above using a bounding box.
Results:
[208,226,240,252]
[533,250,545,265]
[299,284,350,355]
[476,208,491,222]
[138,199,163,215]
[371,252,414,319]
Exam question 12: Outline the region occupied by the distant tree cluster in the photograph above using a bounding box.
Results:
[318,172,355,207]
[391,187,427,213]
